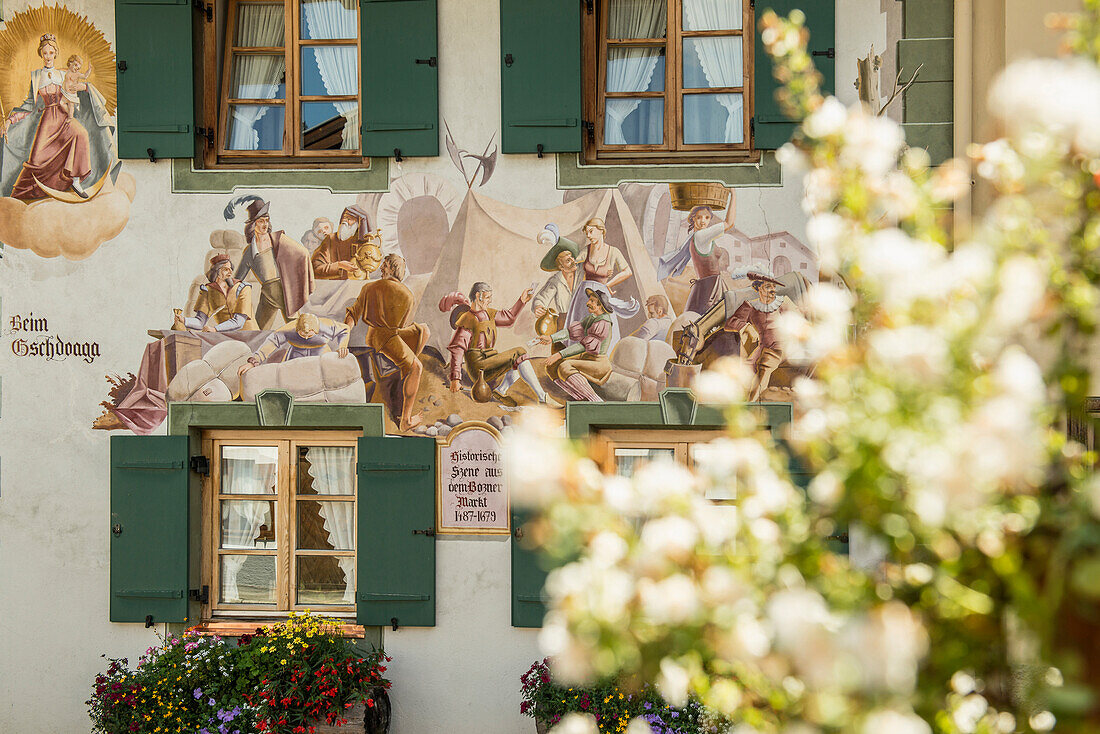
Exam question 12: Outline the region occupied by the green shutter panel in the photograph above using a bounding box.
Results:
[357,437,436,627]
[110,435,190,624]
[754,1,836,150]
[360,0,439,158]
[500,0,582,154]
[114,0,194,159]
[511,508,548,628]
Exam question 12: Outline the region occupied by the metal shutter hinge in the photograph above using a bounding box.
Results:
[750,116,755,143]
[189,586,210,604]
[190,455,210,475]
[582,120,595,143]
[112,523,123,536]
[193,0,213,23]
[412,527,435,536]
[116,60,127,73]
[813,48,836,59]
[196,128,215,149]
[391,617,399,631]
[536,143,544,158]
[393,148,402,162]
[415,56,437,67]
[504,53,514,68]
[585,0,594,14]
[513,527,524,540]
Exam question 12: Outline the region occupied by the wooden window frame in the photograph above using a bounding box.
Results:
[201,429,361,620]
[594,428,736,503]
[199,0,368,169]
[582,0,758,165]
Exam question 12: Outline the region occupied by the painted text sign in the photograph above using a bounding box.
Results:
[437,424,509,535]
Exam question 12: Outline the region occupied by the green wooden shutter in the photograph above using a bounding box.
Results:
[114,0,194,159]
[754,1,836,150]
[357,437,436,627]
[499,0,582,154]
[360,0,439,158]
[511,508,548,628]
[110,435,190,624]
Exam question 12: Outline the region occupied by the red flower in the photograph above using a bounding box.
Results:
[367,699,375,708]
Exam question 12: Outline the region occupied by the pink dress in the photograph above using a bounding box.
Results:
[10,85,91,200]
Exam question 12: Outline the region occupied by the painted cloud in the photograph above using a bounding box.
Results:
[0,172,135,260]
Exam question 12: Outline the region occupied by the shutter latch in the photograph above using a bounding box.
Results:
[190,455,210,475]
[193,0,213,23]
[585,0,594,14]
[189,586,210,604]
[145,615,155,628]
[393,148,403,163]
[391,617,399,631]
[812,48,836,59]
[415,57,437,68]
[582,121,595,143]
[412,527,436,536]
[536,144,544,159]
[196,128,215,149]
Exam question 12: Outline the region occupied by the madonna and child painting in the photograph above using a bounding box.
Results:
[0,5,134,259]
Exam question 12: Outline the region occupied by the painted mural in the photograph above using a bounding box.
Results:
[0,5,133,259]
[94,165,818,435]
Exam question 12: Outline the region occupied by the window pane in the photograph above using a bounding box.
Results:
[297,556,354,606]
[300,46,358,97]
[236,2,285,47]
[607,47,665,93]
[230,54,286,99]
[682,37,742,89]
[683,93,743,144]
[298,446,355,495]
[614,447,675,476]
[691,443,737,499]
[607,0,667,39]
[227,105,285,150]
[300,0,358,40]
[220,554,276,604]
[220,446,279,493]
[682,0,742,31]
[604,98,663,145]
[221,500,276,548]
[302,102,359,150]
[297,500,354,550]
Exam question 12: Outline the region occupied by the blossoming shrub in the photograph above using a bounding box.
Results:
[507,3,1100,733]
[521,659,730,734]
[88,613,390,734]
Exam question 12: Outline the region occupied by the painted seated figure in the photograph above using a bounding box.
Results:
[172,253,257,333]
[538,287,615,403]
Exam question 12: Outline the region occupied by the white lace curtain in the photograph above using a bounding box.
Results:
[306,446,356,604]
[605,0,666,145]
[683,0,744,143]
[220,448,277,603]
[230,3,286,150]
[301,0,359,149]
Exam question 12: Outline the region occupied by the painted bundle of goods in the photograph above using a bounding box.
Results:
[167,340,252,402]
[240,352,366,403]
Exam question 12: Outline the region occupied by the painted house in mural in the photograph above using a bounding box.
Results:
[2,0,1070,732]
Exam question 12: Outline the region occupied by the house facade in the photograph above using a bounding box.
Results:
[0,0,1082,732]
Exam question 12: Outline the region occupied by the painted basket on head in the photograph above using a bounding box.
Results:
[669,181,729,211]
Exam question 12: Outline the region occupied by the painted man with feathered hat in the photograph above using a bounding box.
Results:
[225,195,315,329]
[722,269,790,402]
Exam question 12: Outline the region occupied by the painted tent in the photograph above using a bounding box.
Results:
[413,187,673,357]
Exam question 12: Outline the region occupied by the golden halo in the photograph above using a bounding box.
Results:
[0,4,116,118]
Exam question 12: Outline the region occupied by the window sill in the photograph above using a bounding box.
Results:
[192,620,367,639]
[170,158,391,194]
[555,151,783,189]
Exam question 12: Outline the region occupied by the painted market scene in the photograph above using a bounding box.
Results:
[1,0,1099,732]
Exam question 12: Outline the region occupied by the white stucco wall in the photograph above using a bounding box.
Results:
[0,1,887,732]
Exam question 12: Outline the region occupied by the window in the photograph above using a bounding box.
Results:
[596,428,736,502]
[216,0,362,162]
[585,0,753,163]
[203,430,360,617]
